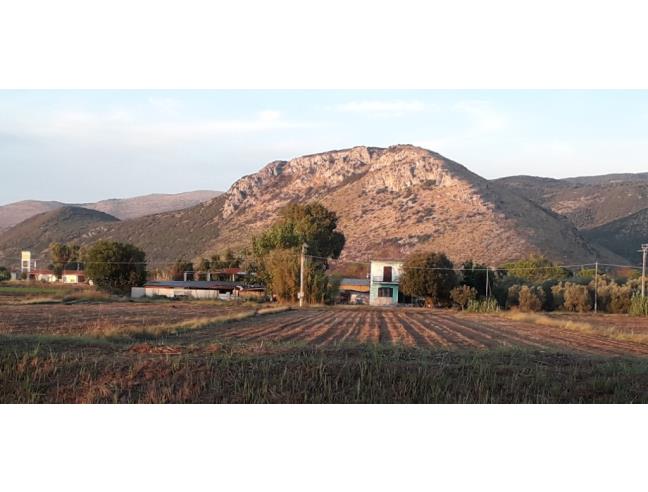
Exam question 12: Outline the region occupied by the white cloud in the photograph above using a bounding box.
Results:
[333,100,428,115]
[2,108,312,146]
[453,100,509,132]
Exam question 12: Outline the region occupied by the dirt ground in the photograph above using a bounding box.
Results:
[3,303,648,357]
[0,301,256,336]
[175,307,648,357]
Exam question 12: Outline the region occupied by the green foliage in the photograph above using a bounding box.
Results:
[450,285,477,310]
[169,260,193,281]
[629,293,648,316]
[518,285,544,312]
[83,241,147,294]
[0,266,10,282]
[252,202,345,260]
[210,249,242,269]
[562,283,592,312]
[465,298,500,313]
[500,256,571,284]
[400,251,457,306]
[49,242,80,278]
[252,203,345,303]
[459,260,492,297]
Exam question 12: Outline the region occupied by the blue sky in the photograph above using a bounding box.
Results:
[1,90,647,205]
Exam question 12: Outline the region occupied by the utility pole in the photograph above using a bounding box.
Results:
[594,261,598,314]
[485,267,490,298]
[299,243,307,307]
[641,244,648,298]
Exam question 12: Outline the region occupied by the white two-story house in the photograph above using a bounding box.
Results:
[369,259,403,306]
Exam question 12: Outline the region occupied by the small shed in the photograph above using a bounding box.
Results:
[338,278,370,304]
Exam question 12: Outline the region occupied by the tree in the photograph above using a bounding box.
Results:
[49,242,80,278]
[252,202,345,303]
[400,251,457,306]
[500,256,570,284]
[450,285,477,310]
[83,241,146,294]
[459,260,492,297]
[169,260,194,281]
[196,258,211,273]
[0,266,10,282]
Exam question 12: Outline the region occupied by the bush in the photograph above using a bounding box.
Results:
[518,285,543,312]
[83,241,147,294]
[450,285,477,310]
[465,298,500,313]
[0,266,10,282]
[562,283,591,312]
[506,284,522,308]
[400,251,457,307]
[629,293,648,316]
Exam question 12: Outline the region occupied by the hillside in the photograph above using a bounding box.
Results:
[2,146,623,267]
[495,175,648,230]
[0,207,119,264]
[0,190,221,232]
[583,208,648,264]
[204,145,598,265]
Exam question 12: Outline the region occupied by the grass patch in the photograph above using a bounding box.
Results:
[87,309,259,340]
[498,311,648,344]
[2,341,648,403]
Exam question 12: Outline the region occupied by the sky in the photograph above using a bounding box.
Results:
[1,90,647,205]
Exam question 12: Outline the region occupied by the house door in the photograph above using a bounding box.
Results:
[383,266,392,282]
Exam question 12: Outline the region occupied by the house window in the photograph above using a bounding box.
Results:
[378,287,393,298]
[383,266,392,282]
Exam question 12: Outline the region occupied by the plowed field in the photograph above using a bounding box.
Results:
[181,308,648,357]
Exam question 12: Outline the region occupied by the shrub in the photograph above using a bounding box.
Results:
[450,285,477,310]
[562,283,592,312]
[629,293,648,316]
[465,298,500,313]
[0,266,10,282]
[518,285,543,312]
[506,284,522,308]
[400,251,458,307]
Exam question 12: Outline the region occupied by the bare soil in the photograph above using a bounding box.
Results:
[174,307,648,357]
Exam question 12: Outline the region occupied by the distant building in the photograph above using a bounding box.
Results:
[369,260,404,306]
[131,280,265,300]
[29,269,58,283]
[338,278,370,304]
[62,270,86,284]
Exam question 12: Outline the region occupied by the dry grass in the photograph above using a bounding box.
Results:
[86,310,259,339]
[498,311,648,344]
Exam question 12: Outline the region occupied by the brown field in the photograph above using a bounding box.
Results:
[3,303,648,356]
[170,307,648,357]
[0,301,260,336]
[4,301,648,402]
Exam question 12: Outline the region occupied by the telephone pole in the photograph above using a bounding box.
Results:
[594,261,598,314]
[641,244,648,298]
[299,243,307,307]
[485,267,490,298]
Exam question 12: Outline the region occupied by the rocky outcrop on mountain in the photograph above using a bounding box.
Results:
[209,145,598,265]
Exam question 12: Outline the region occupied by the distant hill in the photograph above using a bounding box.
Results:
[0,190,222,232]
[61,145,602,266]
[4,147,639,268]
[583,208,648,264]
[0,207,119,264]
[495,175,648,230]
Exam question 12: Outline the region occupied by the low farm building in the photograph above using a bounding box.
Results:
[338,278,370,304]
[131,281,265,300]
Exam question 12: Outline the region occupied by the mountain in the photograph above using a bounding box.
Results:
[48,145,600,267]
[2,146,627,268]
[495,174,648,230]
[0,207,119,263]
[0,190,222,232]
[583,208,648,264]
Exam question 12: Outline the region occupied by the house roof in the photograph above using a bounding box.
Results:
[340,278,370,286]
[63,270,85,275]
[144,280,238,290]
